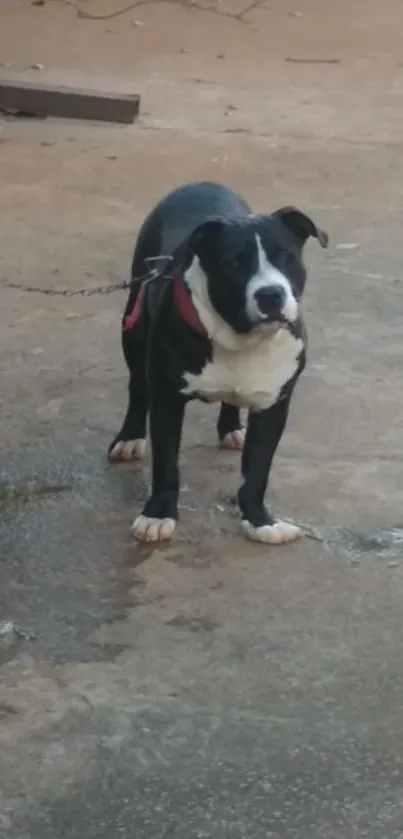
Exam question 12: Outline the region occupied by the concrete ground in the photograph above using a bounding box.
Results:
[1,0,403,835]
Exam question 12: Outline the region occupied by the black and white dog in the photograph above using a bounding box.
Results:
[109,181,328,544]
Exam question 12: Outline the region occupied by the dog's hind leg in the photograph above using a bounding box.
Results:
[108,335,148,462]
[217,403,245,451]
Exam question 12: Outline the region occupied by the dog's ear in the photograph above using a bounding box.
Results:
[173,218,227,272]
[187,217,226,254]
[273,206,328,249]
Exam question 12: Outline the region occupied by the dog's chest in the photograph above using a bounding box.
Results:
[182,329,303,410]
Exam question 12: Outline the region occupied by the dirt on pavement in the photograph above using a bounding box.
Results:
[2,1,403,836]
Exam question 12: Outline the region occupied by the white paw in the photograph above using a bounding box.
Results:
[130,515,176,543]
[220,429,246,451]
[108,439,146,462]
[241,519,302,545]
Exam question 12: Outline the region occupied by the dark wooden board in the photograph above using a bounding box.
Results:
[0,79,140,124]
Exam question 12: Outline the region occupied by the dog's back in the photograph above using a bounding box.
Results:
[131,181,251,278]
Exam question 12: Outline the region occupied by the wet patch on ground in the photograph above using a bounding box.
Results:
[301,523,403,566]
[165,614,220,632]
[0,437,148,664]
[0,434,248,664]
[337,527,403,562]
[1,435,402,669]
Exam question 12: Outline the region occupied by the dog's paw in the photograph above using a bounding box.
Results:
[108,439,146,462]
[241,519,302,545]
[220,429,246,451]
[131,515,176,543]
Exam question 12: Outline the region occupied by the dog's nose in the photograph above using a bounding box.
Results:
[254,285,285,315]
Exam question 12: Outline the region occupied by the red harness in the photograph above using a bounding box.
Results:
[123,271,206,336]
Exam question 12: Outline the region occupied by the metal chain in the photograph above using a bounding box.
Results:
[0,256,173,298]
[0,278,131,297]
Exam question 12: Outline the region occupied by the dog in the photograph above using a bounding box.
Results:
[109,181,328,544]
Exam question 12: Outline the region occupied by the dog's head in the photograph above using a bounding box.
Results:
[182,207,328,336]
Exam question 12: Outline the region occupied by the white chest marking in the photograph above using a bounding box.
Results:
[182,328,303,411]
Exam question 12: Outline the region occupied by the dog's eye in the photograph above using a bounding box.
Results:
[278,251,295,273]
[225,255,243,274]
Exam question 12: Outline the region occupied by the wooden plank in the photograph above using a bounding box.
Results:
[0,79,140,124]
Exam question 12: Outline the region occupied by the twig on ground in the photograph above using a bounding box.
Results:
[187,0,266,23]
[77,0,153,18]
[76,0,267,25]
[285,57,341,64]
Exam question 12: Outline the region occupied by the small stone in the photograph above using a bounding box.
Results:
[0,814,12,832]
[336,242,360,250]
[387,561,399,568]
[132,19,146,26]
[29,63,44,70]
[0,621,15,637]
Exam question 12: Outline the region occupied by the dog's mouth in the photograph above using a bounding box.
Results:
[233,305,296,336]
[252,310,290,332]
[258,310,287,323]
[235,315,285,338]
[255,319,286,337]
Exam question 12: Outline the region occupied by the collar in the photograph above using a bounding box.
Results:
[172,270,206,336]
[123,269,207,337]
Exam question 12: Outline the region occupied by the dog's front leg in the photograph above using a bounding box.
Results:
[131,384,185,543]
[238,396,302,544]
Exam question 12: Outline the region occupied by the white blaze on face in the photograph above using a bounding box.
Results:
[245,235,298,325]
